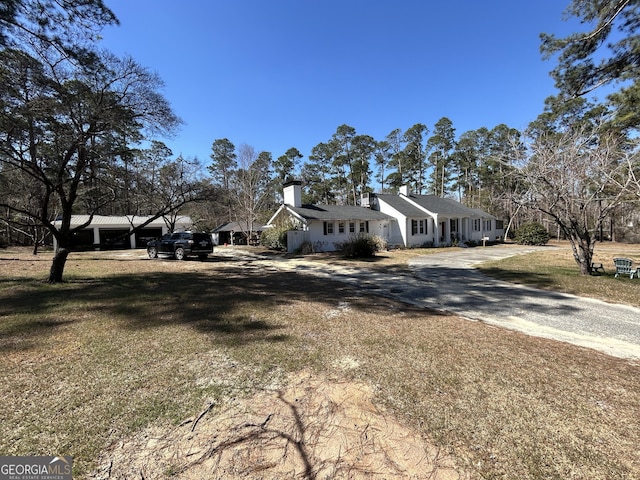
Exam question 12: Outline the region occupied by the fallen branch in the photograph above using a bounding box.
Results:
[192,402,215,432]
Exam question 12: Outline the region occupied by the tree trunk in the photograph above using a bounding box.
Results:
[568,233,593,276]
[48,248,70,283]
[33,226,44,255]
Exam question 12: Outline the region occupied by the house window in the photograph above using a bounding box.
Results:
[473,219,481,231]
[484,220,492,231]
[359,222,366,233]
[412,219,425,235]
[349,222,355,233]
[338,222,345,234]
[324,222,335,235]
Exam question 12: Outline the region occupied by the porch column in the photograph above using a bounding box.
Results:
[92,227,100,250]
[443,219,450,245]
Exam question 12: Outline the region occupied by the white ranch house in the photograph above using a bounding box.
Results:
[267,182,503,253]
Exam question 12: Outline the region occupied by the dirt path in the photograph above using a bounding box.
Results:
[92,371,467,480]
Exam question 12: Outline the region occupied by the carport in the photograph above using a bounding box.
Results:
[52,215,194,250]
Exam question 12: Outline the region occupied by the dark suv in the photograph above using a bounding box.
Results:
[147,232,213,260]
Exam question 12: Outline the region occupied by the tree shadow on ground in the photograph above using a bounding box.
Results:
[476,266,559,287]
[0,263,417,353]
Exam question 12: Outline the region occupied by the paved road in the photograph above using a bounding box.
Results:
[231,246,640,361]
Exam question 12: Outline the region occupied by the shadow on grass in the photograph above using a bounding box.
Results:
[477,266,559,288]
[0,264,385,352]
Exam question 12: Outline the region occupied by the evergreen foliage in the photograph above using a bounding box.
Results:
[336,234,383,258]
[260,219,298,251]
[514,222,551,246]
[540,0,640,131]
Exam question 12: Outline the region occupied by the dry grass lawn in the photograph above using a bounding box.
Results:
[0,244,639,479]
[477,241,640,307]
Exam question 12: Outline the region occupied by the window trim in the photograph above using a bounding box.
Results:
[324,221,335,235]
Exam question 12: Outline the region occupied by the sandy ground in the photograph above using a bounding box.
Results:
[91,371,468,480]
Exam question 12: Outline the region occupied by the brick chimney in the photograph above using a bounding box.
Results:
[283,180,302,207]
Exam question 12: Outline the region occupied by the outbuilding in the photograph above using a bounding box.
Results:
[212,221,264,246]
[51,215,194,251]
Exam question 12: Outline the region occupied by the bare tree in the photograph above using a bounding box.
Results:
[515,123,638,274]
[229,145,272,242]
[0,45,182,282]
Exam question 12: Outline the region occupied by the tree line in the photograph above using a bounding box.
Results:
[0,0,639,281]
[207,120,523,233]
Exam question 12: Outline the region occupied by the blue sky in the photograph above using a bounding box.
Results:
[99,1,583,166]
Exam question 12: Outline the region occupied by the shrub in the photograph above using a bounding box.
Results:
[260,225,289,250]
[296,241,314,255]
[336,234,380,258]
[514,222,550,245]
[370,234,387,252]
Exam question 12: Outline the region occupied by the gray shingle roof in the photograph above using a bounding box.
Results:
[289,204,393,222]
[375,195,425,216]
[213,221,264,233]
[54,215,192,227]
[377,194,490,217]
[409,194,479,215]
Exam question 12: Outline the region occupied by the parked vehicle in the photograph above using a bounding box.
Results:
[147,232,213,260]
